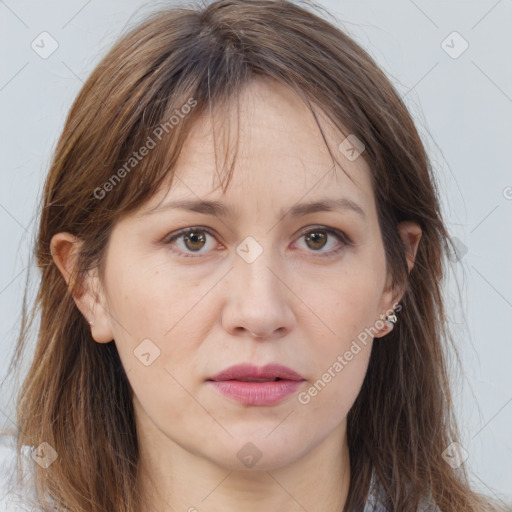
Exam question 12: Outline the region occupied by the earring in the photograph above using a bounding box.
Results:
[88,319,94,327]
[385,311,398,331]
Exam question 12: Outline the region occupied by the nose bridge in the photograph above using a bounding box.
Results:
[222,235,294,338]
[234,235,283,303]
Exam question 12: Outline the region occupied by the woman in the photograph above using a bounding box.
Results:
[0,0,507,510]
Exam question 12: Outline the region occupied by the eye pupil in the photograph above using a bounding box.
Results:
[305,231,327,250]
[184,231,206,251]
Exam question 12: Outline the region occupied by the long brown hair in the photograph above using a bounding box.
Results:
[4,0,504,510]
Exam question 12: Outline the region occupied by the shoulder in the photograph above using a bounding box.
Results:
[0,430,43,511]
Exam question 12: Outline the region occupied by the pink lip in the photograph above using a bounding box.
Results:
[207,363,305,406]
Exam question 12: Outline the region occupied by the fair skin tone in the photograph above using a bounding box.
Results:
[51,78,421,512]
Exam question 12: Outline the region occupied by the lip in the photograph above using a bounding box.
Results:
[208,363,305,382]
[207,363,306,406]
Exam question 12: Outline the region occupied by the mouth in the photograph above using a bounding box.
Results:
[206,363,305,406]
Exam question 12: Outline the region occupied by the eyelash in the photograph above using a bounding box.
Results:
[162,226,352,259]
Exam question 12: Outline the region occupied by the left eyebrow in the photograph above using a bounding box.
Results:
[286,198,366,219]
[141,197,366,220]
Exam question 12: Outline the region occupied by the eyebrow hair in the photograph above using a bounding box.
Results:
[142,197,366,220]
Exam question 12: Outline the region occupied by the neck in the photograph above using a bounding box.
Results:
[135,410,351,512]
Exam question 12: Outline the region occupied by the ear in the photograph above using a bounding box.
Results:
[398,220,422,274]
[50,232,114,344]
[374,220,422,338]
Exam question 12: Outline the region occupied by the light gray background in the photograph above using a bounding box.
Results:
[1,0,511,504]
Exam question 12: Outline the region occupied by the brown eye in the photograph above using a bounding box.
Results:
[183,230,207,252]
[164,225,351,259]
[304,231,328,251]
[164,227,219,257]
[295,226,350,257]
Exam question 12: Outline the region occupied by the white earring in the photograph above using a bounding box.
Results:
[385,312,398,331]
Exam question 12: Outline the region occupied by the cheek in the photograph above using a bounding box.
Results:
[303,266,383,353]
[299,339,373,426]
[296,267,380,413]
[103,258,220,393]
[104,255,207,339]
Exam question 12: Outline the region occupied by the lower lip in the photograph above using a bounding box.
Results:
[208,380,304,406]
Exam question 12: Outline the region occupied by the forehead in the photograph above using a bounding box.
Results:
[147,78,375,215]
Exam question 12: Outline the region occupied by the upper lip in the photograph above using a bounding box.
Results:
[207,363,305,382]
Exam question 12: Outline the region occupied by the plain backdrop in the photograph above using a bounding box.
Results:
[0,0,511,504]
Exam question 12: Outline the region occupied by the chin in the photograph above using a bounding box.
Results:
[206,436,308,472]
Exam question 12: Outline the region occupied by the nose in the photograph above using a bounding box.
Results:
[221,245,296,341]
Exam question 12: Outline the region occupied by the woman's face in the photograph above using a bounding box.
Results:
[66,78,417,472]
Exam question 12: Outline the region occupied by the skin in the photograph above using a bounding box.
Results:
[51,77,421,512]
